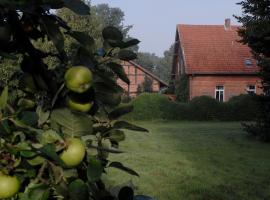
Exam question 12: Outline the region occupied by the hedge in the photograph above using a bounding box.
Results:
[123,93,260,121]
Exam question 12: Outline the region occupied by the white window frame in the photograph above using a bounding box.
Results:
[215,85,225,102]
[247,85,256,94]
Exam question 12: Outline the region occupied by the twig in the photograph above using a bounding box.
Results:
[6,104,15,114]
[33,161,48,184]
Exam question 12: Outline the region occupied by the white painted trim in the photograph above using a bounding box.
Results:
[246,84,256,94]
[215,85,225,102]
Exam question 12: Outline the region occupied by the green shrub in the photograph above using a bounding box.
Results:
[227,94,260,121]
[188,96,223,120]
[124,93,260,121]
[125,93,170,120]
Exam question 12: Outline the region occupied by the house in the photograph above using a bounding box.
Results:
[171,19,262,102]
[118,61,168,97]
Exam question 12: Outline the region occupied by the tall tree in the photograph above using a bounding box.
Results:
[236,0,270,141]
[136,52,159,72]
[155,44,174,83]
[136,45,173,83]
[93,3,132,37]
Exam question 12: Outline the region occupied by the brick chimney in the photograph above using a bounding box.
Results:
[224,18,231,30]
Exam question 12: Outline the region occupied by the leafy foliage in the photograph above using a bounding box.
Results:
[175,73,189,102]
[236,0,270,141]
[0,1,147,199]
[136,45,173,83]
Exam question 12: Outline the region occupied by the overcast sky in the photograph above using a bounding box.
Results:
[91,0,243,56]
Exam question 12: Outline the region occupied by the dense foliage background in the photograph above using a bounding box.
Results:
[0,0,149,199]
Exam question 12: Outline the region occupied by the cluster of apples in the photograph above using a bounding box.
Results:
[0,67,94,199]
[60,66,94,167]
[65,66,94,113]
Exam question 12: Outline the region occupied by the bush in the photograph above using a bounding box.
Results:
[124,93,171,120]
[124,93,260,121]
[227,94,260,121]
[188,96,225,120]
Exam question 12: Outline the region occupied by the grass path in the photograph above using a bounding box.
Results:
[103,121,270,200]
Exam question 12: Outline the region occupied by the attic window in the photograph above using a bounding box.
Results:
[245,59,253,67]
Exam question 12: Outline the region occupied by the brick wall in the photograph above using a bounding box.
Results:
[189,75,262,101]
[117,62,161,97]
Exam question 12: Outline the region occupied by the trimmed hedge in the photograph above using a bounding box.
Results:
[124,93,260,121]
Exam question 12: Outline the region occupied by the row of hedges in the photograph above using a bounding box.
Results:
[123,93,261,121]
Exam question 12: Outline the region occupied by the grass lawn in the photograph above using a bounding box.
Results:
[103,121,270,200]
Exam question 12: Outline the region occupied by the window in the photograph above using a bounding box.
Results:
[215,85,224,102]
[247,85,256,94]
[245,59,253,67]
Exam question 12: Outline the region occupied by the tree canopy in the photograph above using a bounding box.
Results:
[236,0,270,141]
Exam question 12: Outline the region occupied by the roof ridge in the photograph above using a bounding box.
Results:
[177,24,240,27]
[128,61,169,86]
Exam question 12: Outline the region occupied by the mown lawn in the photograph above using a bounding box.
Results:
[103,121,270,200]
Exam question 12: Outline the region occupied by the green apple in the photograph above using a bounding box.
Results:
[67,97,93,113]
[65,66,93,93]
[60,138,86,167]
[0,174,20,199]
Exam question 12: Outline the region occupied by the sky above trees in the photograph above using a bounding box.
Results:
[91,0,242,56]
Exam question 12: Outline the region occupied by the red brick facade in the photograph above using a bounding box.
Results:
[171,20,261,102]
[189,76,262,101]
[118,61,168,97]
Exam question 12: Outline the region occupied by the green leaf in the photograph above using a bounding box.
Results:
[107,62,130,84]
[17,99,35,109]
[10,119,42,134]
[0,86,8,110]
[0,120,11,135]
[37,129,63,145]
[118,187,134,200]
[38,144,65,166]
[27,156,46,166]
[19,111,38,126]
[36,106,50,126]
[87,157,103,182]
[73,46,95,68]
[113,121,149,132]
[106,130,125,142]
[102,26,123,41]
[121,39,140,48]
[68,31,94,52]
[20,150,37,158]
[108,104,134,120]
[109,39,140,49]
[42,0,64,9]
[20,183,50,200]
[109,162,139,177]
[63,169,78,179]
[41,16,66,59]
[63,0,90,15]
[68,179,89,200]
[51,108,93,137]
[118,50,137,61]
[95,92,122,106]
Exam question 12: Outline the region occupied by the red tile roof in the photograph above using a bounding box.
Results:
[177,24,259,74]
